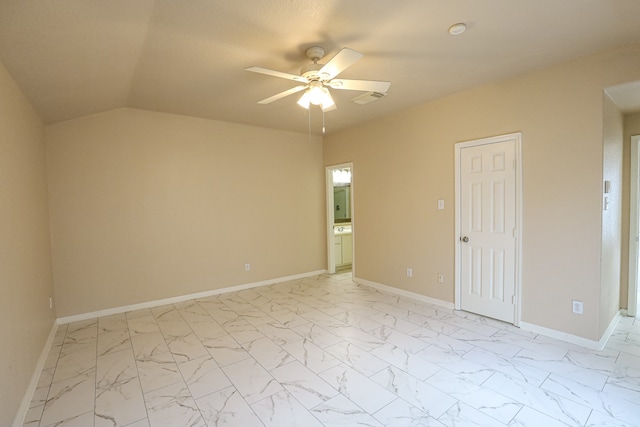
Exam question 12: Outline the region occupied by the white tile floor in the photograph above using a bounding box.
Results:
[24,273,640,427]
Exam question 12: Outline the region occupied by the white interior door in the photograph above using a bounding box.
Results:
[459,137,518,323]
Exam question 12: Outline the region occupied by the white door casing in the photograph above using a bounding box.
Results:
[455,133,522,324]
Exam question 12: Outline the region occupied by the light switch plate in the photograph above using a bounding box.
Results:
[437,199,445,210]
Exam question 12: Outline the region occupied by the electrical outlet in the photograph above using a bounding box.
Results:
[406,268,413,277]
[49,296,53,309]
[244,263,251,272]
[438,274,444,284]
[572,300,584,314]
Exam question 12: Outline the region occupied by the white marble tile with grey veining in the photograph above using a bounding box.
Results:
[98,313,129,334]
[292,323,344,349]
[509,406,578,427]
[41,410,95,427]
[144,381,205,427]
[324,341,389,377]
[96,348,137,389]
[437,401,508,427]
[136,351,183,394]
[270,361,338,409]
[320,364,397,414]
[483,372,592,426]
[26,273,640,427]
[372,398,445,427]
[323,325,386,352]
[311,393,385,427]
[427,370,522,424]
[242,336,296,371]
[370,343,440,381]
[130,330,170,360]
[188,318,227,341]
[251,390,324,427]
[265,308,310,329]
[223,320,266,344]
[203,333,252,366]
[448,328,523,358]
[368,312,421,334]
[95,376,147,427]
[196,386,265,427]
[127,315,161,336]
[541,373,640,425]
[255,321,304,346]
[370,366,456,419]
[22,404,44,427]
[164,331,209,363]
[222,357,283,404]
[178,355,231,399]
[97,328,131,357]
[39,371,96,427]
[371,326,429,354]
[280,338,341,374]
[513,348,609,390]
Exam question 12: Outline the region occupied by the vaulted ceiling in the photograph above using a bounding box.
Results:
[1,1,639,134]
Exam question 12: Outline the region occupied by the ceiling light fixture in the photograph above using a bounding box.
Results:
[448,22,467,35]
[297,81,336,112]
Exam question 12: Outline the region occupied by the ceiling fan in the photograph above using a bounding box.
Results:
[246,46,391,112]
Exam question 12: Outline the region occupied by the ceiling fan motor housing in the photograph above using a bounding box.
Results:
[301,63,326,81]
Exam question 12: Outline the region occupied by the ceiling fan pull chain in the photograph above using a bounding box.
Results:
[308,106,312,141]
[322,109,326,134]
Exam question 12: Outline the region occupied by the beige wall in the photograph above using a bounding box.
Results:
[620,111,640,310]
[46,108,325,317]
[324,44,640,341]
[600,94,623,337]
[0,62,55,424]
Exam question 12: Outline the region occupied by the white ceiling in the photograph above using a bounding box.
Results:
[1,0,639,134]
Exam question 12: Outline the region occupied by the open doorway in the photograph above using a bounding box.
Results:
[326,163,353,276]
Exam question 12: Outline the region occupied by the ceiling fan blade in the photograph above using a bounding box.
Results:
[257,85,307,104]
[318,48,363,80]
[245,67,307,83]
[329,79,391,93]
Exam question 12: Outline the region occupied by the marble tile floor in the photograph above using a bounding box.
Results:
[23,273,640,426]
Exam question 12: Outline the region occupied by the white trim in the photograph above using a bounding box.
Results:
[13,321,59,427]
[520,310,623,351]
[628,135,640,317]
[57,270,326,324]
[454,132,523,325]
[354,277,455,310]
[326,162,354,276]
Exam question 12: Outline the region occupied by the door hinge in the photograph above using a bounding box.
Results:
[512,295,515,304]
[513,228,517,238]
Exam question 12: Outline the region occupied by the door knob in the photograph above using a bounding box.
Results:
[460,236,469,243]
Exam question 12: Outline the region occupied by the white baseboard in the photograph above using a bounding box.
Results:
[354,277,455,310]
[520,310,623,351]
[13,320,58,427]
[57,270,327,324]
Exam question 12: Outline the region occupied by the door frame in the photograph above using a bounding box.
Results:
[326,163,354,275]
[628,135,640,317]
[454,132,523,325]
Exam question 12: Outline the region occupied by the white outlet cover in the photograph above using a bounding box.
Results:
[572,300,584,314]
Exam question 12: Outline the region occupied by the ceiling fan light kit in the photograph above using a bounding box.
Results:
[246,46,391,113]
